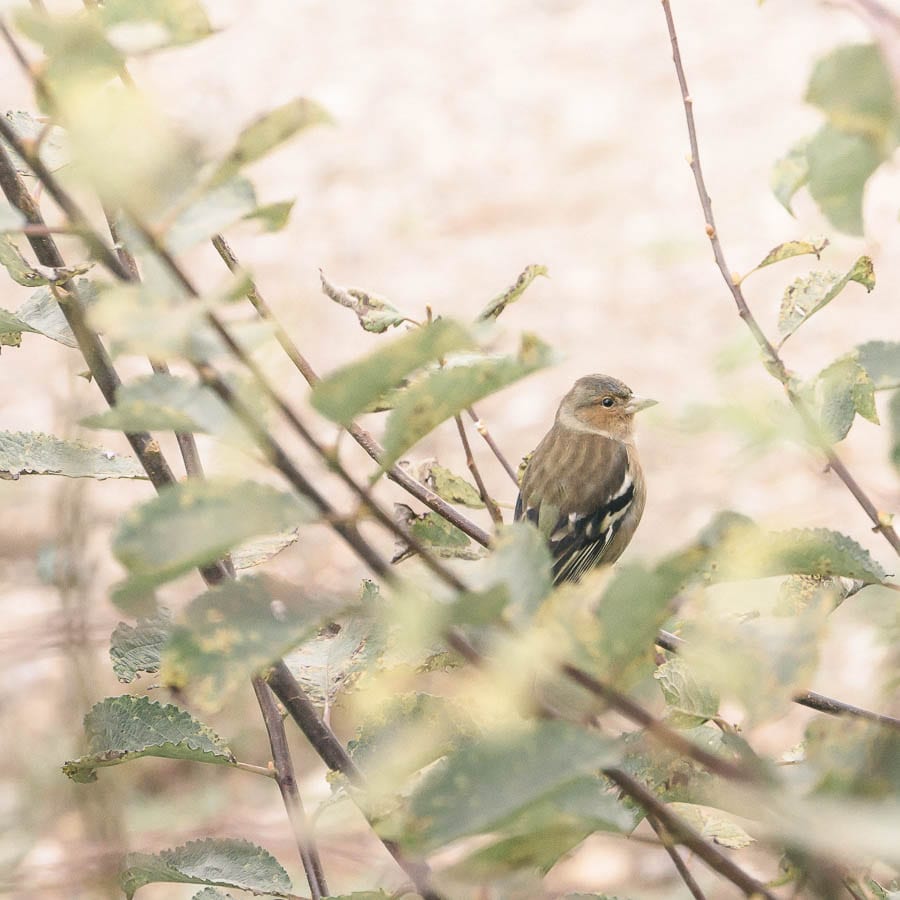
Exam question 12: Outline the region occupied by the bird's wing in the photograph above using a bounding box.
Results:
[515,433,635,584]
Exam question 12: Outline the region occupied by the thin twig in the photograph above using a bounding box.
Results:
[265,663,443,900]
[210,234,492,548]
[453,414,503,524]
[252,676,329,900]
[465,406,520,486]
[659,0,900,557]
[654,631,900,730]
[645,813,708,900]
[606,768,777,899]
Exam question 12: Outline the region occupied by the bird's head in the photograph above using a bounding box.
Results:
[556,374,657,441]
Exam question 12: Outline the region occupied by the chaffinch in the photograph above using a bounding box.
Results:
[514,374,656,584]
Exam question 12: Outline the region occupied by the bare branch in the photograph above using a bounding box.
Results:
[645,813,708,900]
[465,406,520,486]
[454,414,503,524]
[659,0,900,557]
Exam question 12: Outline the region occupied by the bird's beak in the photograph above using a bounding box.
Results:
[626,395,658,415]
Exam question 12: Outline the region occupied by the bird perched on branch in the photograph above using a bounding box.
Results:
[514,374,656,584]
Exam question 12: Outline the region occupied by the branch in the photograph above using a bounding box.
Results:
[606,767,777,899]
[252,676,329,900]
[453,414,503,524]
[265,663,443,900]
[465,406,520,486]
[210,235,492,548]
[645,813,708,900]
[659,0,900,558]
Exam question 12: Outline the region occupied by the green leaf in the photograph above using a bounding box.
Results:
[667,803,755,849]
[392,503,479,562]
[805,125,881,235]
[165,177,257,251]
[774,575,849,616]
[62,696,234,783]
[120,838,290,899]
[311,318,475,425]
[319,269,411,334]
[99,0,213,50]
[381,334,557,469]
[477,264,549,321]
[243,200,295,232]
[420,460,485,508]
[856,340,900,389]
[0,287,78,348]
[805,354,879,443]
[771,138,810,216]
[777,255,875,343]
[211,97,331,185]
[110,609,172,682]
[654,657,720,728]
[889,390,900,474]
[806,44,900,143]
[286,615,384,706]
[406,722,619,851]
[754,238,828,270]
[112,479,312,601]
[191,890,235,900]
[162,576,337,712]
[0,234,50,287]
[0,430,147,480]
[81,373,237,436]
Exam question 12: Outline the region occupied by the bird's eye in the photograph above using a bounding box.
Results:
[601,396,615,408]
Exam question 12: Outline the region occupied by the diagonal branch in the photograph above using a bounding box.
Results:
[659,0,900,558]
[645,812,708,900]
[454,414,503,524]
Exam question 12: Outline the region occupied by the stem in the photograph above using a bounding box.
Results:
[659,0,900,557]
[211,234,492,548]
[454,414,503,524]
[253,676,329,900]
[645,813,708,900]
[606,768,777,899]
[465,406,520,486]
[232,761,277,778]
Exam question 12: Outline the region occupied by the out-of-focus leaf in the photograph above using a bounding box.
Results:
[774,575,849,616]
[110,609,172,682]
[778,256,875,343]
[112,479,312,602]
[405,721,620,851]
[2,111,71,173]
[243,200,295,232]
[381,334,557,469]
[210,98,331,185]
[889,390,900,474]
[771,138,810,216]
[0,235,50,287]
[120,838,290,900]
[754,238,828,270]
[81,373,237,436]
[418,460,484,508]
[286,615,384,707]
[99,0,213,50]
[162,576,337,712]
[804,355,879,443]
[164,177,256,252]
[856,341,900,389]
[805,125,881,236]
[806,44,900,143]
[392,502,479,562]
[477,264,548,321]
[230,528,299,570]
[0,287,78,347]
[683,604,827,724]
[62,696,233,783]
[319,269,411,334]
[667,803,755,849]
[312,319,475,425]
[654,657,720,728]
[0,430,147,480]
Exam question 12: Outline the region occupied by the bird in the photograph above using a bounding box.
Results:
[514,374,656,584]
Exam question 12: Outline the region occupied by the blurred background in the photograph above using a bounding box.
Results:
[1,0,898,897]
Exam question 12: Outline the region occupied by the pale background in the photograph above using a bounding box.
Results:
[1,1,898,897]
